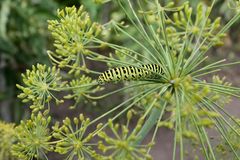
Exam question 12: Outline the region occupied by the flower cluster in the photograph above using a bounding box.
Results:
[142,2,225,56]
[0,121,16,160]
[64,75,102,109]
[158,76,224,140]
[48,6,102,74]
[52,114,102,160]
[12,113,53,160]
[166,3,225,49]
[210,75,232,105]
[16,64,64,112]
[98,111,153,160]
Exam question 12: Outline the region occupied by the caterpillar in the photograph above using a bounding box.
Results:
[98,64,162,85]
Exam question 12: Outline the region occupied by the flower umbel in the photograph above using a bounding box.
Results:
[48,6,102,75]
[52,114,102,160]
[16,64,64,112]
[167,2,225,48]
[64,75,103,109]
[0,121,16,160]
[98,110,153,160]
[11,112,53,160]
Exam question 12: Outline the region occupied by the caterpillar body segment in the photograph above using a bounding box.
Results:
[98,64,162,85]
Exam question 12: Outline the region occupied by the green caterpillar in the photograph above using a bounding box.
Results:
[98,64,162,85]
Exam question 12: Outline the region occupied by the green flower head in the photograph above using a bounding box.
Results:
[12,112,53,160]
[16,64,65,112]
[0,121,16,160]
[48,5,102,74]
[98,111,153,160]
[64,75,103,109]
[52,114,102,160]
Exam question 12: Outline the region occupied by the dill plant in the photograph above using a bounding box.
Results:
[7,0,240,159]
[12,113,53,160]
[0,121,16,160]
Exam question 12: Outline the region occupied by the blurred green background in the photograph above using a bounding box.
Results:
[0,0,239,123]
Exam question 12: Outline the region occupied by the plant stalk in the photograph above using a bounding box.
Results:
[136,106,164,144]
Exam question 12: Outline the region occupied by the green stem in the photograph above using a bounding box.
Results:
[175,90,184,160]
[136,105,164,144]
[147,102,167,154]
